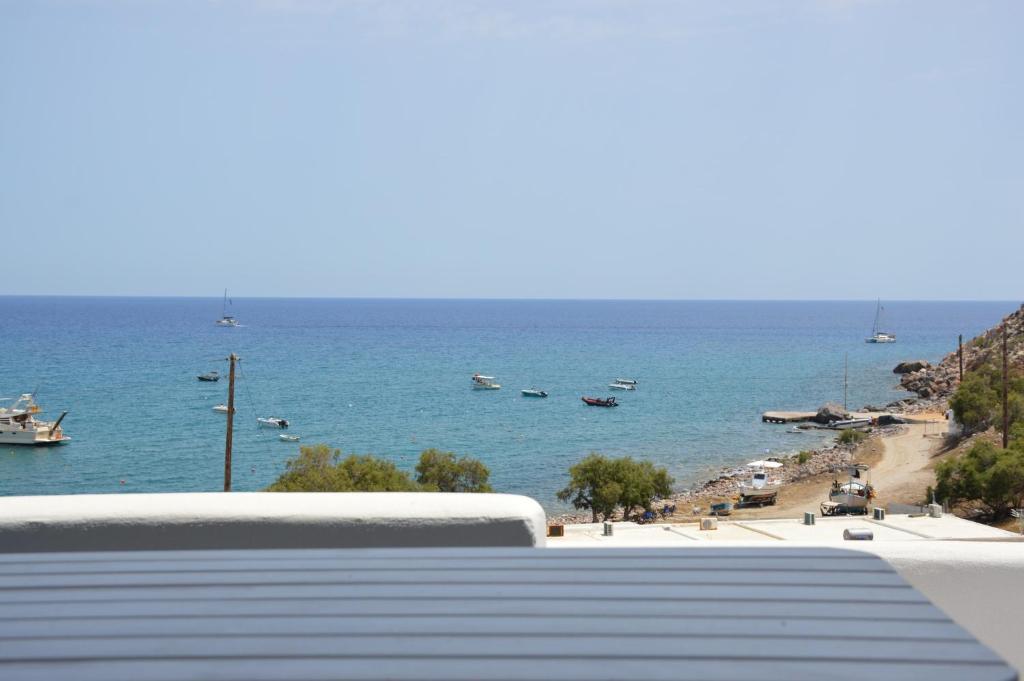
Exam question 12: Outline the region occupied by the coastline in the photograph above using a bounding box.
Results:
[551,401,950,525]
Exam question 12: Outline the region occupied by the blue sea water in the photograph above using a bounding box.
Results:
[0,298,1015,509]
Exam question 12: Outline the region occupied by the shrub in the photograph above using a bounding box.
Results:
[797,450,812,465]
[415,449,493,493]
[935,439,1024,520]
[837,429,867,445]
[266,445,420,492]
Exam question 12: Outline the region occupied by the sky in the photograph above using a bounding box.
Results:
[1,0,1021,300]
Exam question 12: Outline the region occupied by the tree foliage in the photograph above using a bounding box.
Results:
[267,445,491,493]
[557,453,674,522]
[415,449,493,493]
[935,439,1024,521]
[837,429,867,445]
[950,364,1024,435]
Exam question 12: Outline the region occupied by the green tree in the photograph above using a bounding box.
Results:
[615,457,674,520]
[266,445,419,492]
[557,453,674,522]
[950,372,1000,435]
[935,439,1024,520]
[557,454,620,522]
[415,449,493,493]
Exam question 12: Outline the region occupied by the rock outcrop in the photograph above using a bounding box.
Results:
[897,303,1024,400]
[813,402,849,424]
[893,360,931,374]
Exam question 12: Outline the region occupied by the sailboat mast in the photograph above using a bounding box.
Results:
[222,289,228,317]
[872,299,881,336]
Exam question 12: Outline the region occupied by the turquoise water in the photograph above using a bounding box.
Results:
[0,298,1014,508]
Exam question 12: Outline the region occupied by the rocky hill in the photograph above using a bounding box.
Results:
[897,303,1024,401]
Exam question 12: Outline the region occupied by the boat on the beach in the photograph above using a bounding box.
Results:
[472,374,501,390]
[0,394,70,446]
[709,501,733,516]
[279,433,301,442]
[213,404,229,414]
[582,396,618,407]
[821,463,874,515]
[216,289,239,327]
[828,418,872,430]
[197,371,220,382]
[865,299,895,343]
[257,416,289,429]
[521,389,548,398]
[737,460,783,506]
[608,381,636,391]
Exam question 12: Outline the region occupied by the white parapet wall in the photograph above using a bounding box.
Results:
[0,492,548,552]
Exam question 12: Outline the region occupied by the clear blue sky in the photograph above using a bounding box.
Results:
[1,1,1021,299]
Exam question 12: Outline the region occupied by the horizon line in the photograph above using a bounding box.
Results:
[1,294,1020,304]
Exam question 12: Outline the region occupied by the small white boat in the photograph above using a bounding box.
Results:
[472,374,501,390]
[822,464,874,515]
[0,394,70,446]
[257,417,289,429]
[615,378,638,385]
[279,433,301,442]
[216,289,239,327]
[213,404,229,414]
[865,299,895,343]
[521,389,548,398]
[608,381,636,391]
[828,418,872,430]
[737,460,783,505]
[197,371,220,382]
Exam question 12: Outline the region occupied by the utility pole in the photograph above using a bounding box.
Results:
[225,353,238,492]
[1002,328,1009,449]
[844,353,848,412]
[958,334,964,383]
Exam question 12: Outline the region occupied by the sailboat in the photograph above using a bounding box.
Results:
[865,299,895,343]
[216,289,239,327]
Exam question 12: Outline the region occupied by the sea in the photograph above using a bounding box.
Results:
[0,298,1015,510]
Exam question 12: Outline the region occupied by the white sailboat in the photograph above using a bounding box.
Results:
[216,289,239,327]
[865,299,895,343]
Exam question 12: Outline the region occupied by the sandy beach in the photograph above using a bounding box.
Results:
[552,412,952,524]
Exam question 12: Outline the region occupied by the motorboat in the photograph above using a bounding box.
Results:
[615,378,638,386]
[737,460,783,506]
[0,394,70,446]
[608,381,636,391]
[521,389,548,398]
[710,501,733,516]
[828,418,872,430]
[279,433,301,442]
[257,417,289,429]
[865,299,895,343]
[472,374,501,390]
[582,396,618,407]
[822,464,874,515]
[216,289,239,327]
[213,404,229,414]
[197,372,220,382]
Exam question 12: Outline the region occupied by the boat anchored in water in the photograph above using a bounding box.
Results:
[257,417,289,429]
[865,299,895,343]
[472,374,501,390]
[737,460,783,506]
[0,394,70,446]
[279,433,301,442]
[197,371,220,382]
[582,396,618,407]
[521,389,548,398]
[216,289,239,327]
[213,404,229,414]
[608,381,636,391]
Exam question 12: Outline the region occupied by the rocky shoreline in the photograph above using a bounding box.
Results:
[549,423,908,525]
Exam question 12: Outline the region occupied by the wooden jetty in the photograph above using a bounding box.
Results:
[761,411,817,424]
